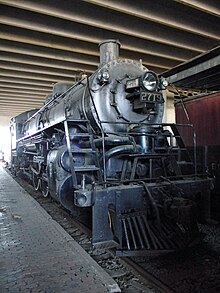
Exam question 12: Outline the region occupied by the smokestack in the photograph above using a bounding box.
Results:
[99,39,121,66]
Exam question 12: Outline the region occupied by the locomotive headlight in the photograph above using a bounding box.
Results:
[141,71,158,92]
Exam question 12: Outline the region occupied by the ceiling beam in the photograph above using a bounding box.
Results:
[0,69,75,83]
[0,39,99,66]
[0,87,50,95]
[0,102,42,110]
[0,81,52,91]
[0,50,96,72]
[0,77,55,87]
[0,104,38,108]
[0,91,45,99]
[173,0,220,16]
[0,60,93,78]
[0,0,219,51]
[0,108,38,116]
[0,24,192,62]
[0,2,216,54]
[166,55,220,84]
[83,0,220,38]
[0,39,177,71]
[0,95,44,105]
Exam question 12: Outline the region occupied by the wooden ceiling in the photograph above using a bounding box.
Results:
[0,0,219,122]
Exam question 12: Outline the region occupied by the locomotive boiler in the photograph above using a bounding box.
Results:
[10,40,212,256]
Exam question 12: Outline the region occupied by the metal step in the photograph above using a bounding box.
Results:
[70,133,92,137]
[74,166,100,172]
[71,148,96,154]
[66,118,90,123]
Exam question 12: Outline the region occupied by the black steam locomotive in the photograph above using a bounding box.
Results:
[10,40,212,256]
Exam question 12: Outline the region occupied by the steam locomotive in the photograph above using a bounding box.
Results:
[10,40,212,256]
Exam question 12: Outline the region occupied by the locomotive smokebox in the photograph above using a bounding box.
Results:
[99,39,121,65]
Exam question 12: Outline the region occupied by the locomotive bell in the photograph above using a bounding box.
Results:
[53,82,73,97]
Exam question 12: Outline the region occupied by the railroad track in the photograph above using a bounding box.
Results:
[120,258,175,293]
[7,168,220,293]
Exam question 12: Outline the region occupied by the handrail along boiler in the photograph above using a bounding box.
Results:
[10,40,212,256]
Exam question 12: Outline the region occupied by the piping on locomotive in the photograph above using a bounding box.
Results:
[10,40,212,256]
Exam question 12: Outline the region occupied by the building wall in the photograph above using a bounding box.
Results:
[0,116,11,162]
[162,90,175,123]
